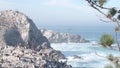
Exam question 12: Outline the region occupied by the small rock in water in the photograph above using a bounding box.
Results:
[72,55,83,59]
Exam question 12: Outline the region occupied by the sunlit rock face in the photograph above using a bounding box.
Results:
[40,28,89,43]
[0,10,72,68]
[0,45,71,68]
[0,10,50,50]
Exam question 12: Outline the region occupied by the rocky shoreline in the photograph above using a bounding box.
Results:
[0,45,71,68]
[0,10,71,68]
[40,28,89,43]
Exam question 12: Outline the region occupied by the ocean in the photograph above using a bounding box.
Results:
[42,25,117,40]
[41,25,120,68]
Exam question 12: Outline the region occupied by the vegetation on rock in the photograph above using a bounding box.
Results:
[85,0,120,68]
[100,33,114,47]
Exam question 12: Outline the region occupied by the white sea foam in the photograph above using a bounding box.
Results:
[51,42,120,68]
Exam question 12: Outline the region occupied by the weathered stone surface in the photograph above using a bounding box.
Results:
[0,10,50,50]
[40,28,89,43]
[0,45,71,68]
[0,10,71,68]
[40,48,65,61]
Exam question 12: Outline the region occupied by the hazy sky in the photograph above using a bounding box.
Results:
[0,0,119,27]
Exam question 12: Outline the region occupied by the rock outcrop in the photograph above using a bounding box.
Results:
[0,10,71,68]
[0,10,50,50]
[40,28,89,43]
[0,45,71,68]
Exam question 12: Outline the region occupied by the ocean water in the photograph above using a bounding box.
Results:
[42,25,120,68]
[42,25,120,41]
[51,43,120,68]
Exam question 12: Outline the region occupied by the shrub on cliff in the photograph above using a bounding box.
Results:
[100,33,114,47]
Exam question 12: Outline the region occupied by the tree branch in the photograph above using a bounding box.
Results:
[95,51,106,58]
[86,0,110,9]
[86,0,120,27]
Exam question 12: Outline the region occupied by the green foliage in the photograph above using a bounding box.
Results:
[117,15,120,20]
[107,54,119,64]
[104,54,120,68]
[98,0,107,6]
[107,54,114,61]
[100,33,114,47]
[108,8,117,17]
[104,63,120,68]
[104,64,113,68]
[85,0,120,68]
[114,26,119,32]
[92,0,98,3]
[91,0,108,6]
[115,63,120,68]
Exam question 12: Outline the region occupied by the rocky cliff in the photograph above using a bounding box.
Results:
[0,10,71,68]
[40,28,89,43]
[0,45,72,68]
[0,10,50,50]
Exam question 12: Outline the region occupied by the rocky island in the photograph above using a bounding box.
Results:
[40,28,89,43]
[0,10,71,68]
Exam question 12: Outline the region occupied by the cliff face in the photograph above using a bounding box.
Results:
[0,10,71,68]
[0,10,50,50]
[40,28,89,43]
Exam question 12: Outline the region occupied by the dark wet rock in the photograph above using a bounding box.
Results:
[72,55,83,59]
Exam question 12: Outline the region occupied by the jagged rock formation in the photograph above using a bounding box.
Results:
[0,10,71,68]
[0,45,71,68]
[40,28,89,43]
[0,10,50,50]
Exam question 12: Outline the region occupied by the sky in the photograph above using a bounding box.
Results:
[0,0,119,27]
